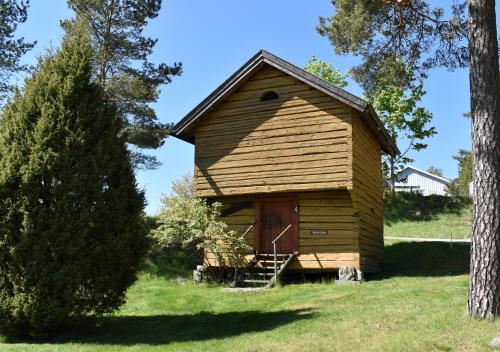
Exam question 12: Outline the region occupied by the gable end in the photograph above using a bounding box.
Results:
[172,50,399,157]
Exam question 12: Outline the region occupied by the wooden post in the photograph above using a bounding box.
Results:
[273,242,277,281]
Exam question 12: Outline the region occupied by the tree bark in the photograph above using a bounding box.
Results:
[467,0,500,318]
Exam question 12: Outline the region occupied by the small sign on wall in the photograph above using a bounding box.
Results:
[311,229,328,236]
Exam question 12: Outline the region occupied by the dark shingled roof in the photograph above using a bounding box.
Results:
[172,49,399,156]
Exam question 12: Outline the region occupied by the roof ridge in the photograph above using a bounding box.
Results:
[172,49,399,156]
[402,166,450,182]
[259,50,368,110]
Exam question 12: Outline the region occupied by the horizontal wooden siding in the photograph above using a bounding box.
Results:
[204,191,359,270]
[194,64,352,198]
[352,112,384,273]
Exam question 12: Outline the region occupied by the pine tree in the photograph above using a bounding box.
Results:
[0,0,36,102]
[0,24,147,337]
[64,0,182,169]
[317,0,500,319]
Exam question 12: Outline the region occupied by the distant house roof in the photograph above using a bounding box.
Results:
[398,166,450,183]
[172,49,400,157]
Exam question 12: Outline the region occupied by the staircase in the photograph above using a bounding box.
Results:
[231,253,295,289]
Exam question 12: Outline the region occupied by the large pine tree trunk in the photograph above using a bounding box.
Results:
[467,0,500,318]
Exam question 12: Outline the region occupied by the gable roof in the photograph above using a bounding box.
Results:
[398,166,450,183]
[172,49,399,157]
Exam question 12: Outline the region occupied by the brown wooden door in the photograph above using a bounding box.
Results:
[256,198,299,254]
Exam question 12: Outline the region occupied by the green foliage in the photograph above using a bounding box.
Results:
[446,178,461,199]
[384,191,469,225]
[427,166,444,177]
[202,212,252,270]
[152,174,251,273]
[317,0,468,92]
[0,25,148,338]
[64,0,182,169]
[0,0,35,101]
[367,78,435,181]
[305,55,436,188]
[303,56,349,88]
[152,174,211,250]
[453,149,472,197]
[144,249,193,279]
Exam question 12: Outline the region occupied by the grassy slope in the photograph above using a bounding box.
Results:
[384,207,472,239]
[1,241,499,352]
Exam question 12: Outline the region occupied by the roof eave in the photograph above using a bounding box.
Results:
[173,50,267,138]
[172,49,400,157]
[259,50,368,112]
[402,166,450,183]
[363,105,400,157]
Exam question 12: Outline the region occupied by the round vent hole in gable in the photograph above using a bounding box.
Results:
[260,91,279,102]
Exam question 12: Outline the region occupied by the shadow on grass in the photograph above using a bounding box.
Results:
[39,309,315,346]
[373,241,470,279]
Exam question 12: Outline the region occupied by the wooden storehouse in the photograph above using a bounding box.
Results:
[173,50,399,286]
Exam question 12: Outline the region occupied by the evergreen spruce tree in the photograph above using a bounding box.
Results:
[0,24,147,337]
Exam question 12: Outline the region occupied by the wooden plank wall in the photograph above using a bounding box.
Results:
[204,191,359,270]
[351,112,384,273]
[194,64,352,197]
[203,196,256,267]
[291,190,358,270]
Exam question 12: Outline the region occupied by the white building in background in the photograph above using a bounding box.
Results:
[388,166,450,196]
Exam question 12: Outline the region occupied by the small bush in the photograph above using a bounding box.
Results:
[151,174,251,281]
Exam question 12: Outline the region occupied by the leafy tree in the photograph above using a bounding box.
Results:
[446,178,461,198]
[0,24,147,337]
[304,56,349,87]
[64,0,182,169]
[152,174,251,277]
[453,149,472,197]
[317,0,500,318]
[0,0,35,102]
[367,79,435,193]
[152,173,207,252]
[427,166,444,178]
[304,58,435,192]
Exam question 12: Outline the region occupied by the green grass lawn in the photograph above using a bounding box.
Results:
[1,240,499,351]
[384,206,472,239]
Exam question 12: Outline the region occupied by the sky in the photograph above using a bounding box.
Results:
[15,0,474,214]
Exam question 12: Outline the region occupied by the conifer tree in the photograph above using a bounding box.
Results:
[0,0,35,102]
[64,0,182,169]
[453,149,473,197]
[0,24,147,337]
[317,0,500,318]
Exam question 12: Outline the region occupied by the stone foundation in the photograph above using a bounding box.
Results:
[336,266,363,285]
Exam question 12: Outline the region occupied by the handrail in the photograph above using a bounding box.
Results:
[239,224,254,240]
[272,224,292,244]
[271,224,293,282]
